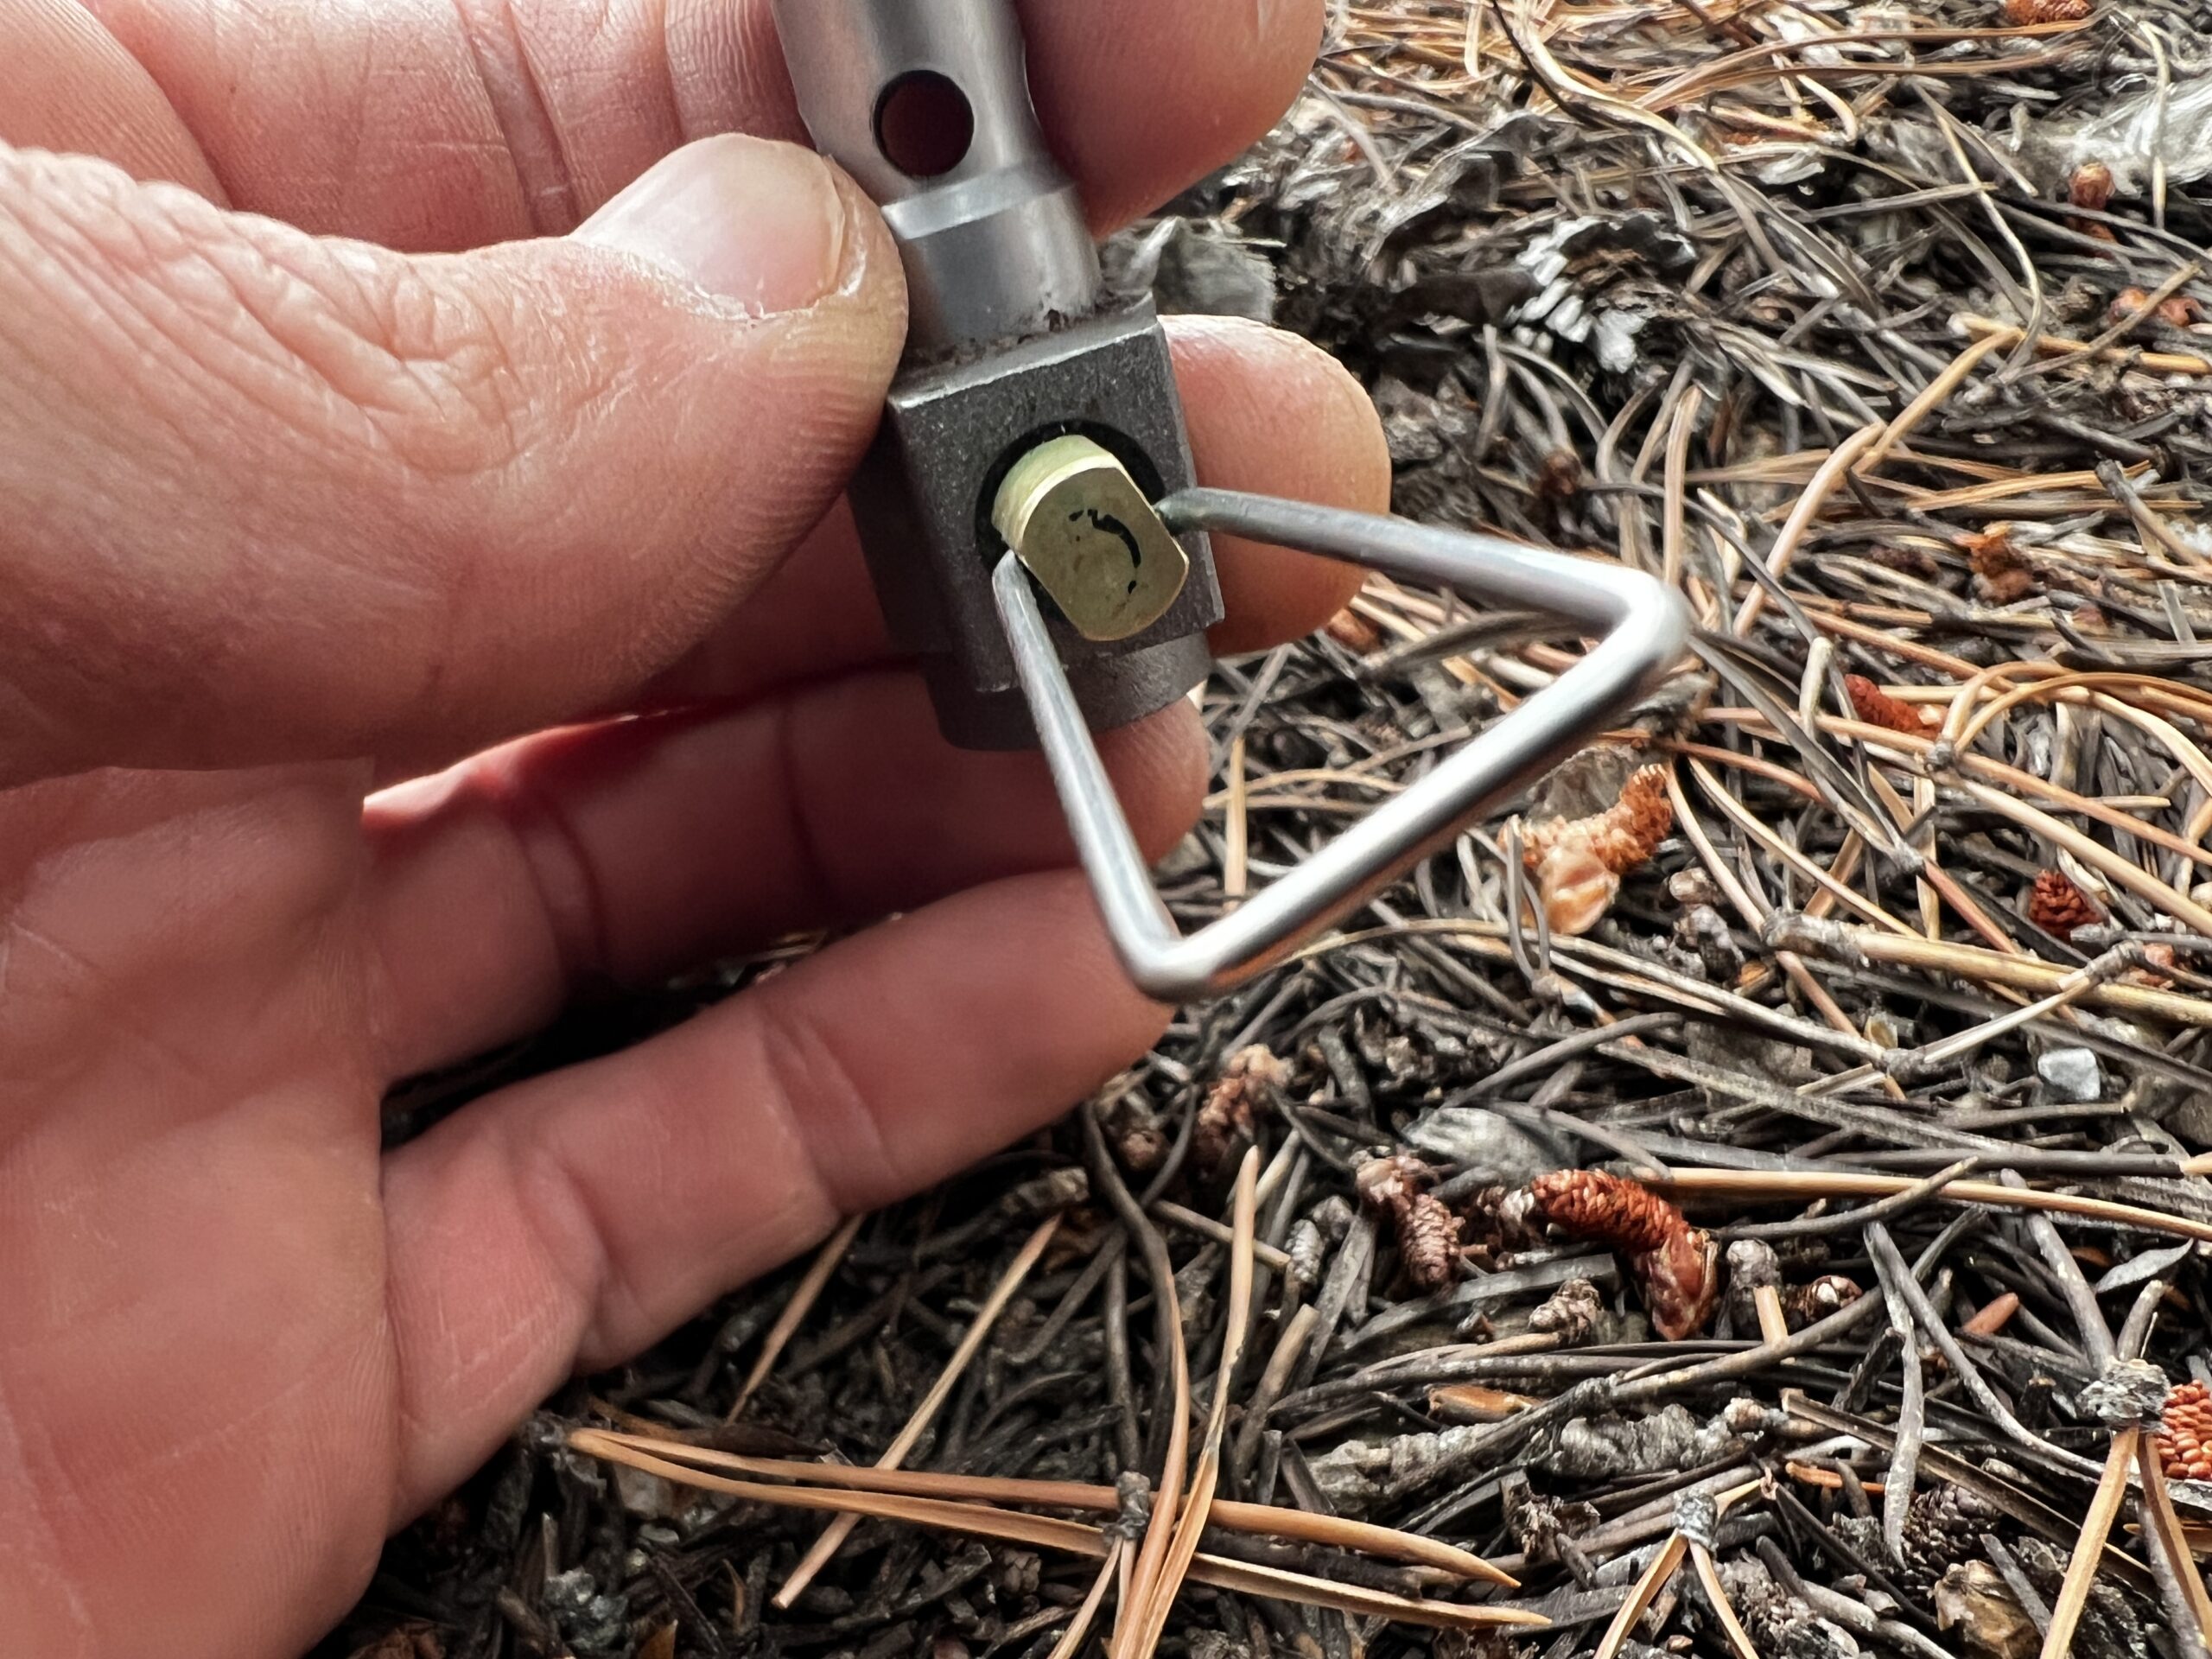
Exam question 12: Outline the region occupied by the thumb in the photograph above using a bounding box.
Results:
[0,133,904,785]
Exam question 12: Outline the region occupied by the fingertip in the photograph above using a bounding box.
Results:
[1103,694,1211,865]
[1028,0,1327,232]
[1169,316,1389,656]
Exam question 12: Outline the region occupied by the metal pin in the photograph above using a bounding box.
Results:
[993,437,1190,643]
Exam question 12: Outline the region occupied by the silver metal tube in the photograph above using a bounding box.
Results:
[995,493,1693,1001]
[771,0,1101,355]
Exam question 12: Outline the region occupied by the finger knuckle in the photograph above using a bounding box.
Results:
[0,147,538,486]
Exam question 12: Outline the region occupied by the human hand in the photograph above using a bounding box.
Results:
[0,3,1389,1654]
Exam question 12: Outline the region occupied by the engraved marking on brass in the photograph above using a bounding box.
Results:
[991,435,1191,643]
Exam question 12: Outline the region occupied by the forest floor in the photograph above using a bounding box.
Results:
[331,3,2212,1656]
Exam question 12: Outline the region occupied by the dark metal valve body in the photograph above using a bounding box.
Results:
[772,0,1222,750]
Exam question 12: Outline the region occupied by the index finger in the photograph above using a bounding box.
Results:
[83,0,1323,250]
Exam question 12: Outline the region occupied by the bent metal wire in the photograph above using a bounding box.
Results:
[772,0,1690,1001]
[997,494,1688,1002]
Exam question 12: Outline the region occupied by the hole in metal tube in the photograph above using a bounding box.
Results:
[874,72,976,180]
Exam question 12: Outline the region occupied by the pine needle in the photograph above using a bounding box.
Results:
[1122,1151,1262,1659]
[569,1432,1544,1632]
[572,1428,1515,1584]
[2041,1427,2140,1659]
[726,1214,861,1421]
[774,1215,1061,1608]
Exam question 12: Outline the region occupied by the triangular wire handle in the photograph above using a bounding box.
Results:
[993,489,1693,1002]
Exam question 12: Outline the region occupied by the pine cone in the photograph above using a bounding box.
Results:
[1529,1171,1716,1339]
[1356,1154,1463,1291]
[1529,1278,1604,1344]
[1194,1045,1287,1173]
[1398,1192,1464,1292]
[1900,1484,2001,1598]
[2158,1380,2212,1482]
[1520,766,1674,876]
[1843,674,1931,735]
[2028,868,2101,943]
[1530,1169,1680,1254]
[1516,766,1674,938]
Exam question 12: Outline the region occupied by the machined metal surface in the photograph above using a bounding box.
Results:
[770,0,1101,357]
[774,0,1223,748]
[995,493,1694,1002]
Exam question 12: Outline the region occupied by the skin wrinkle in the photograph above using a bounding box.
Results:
[0,1363,96,1645]
[470,748,619,997]
[448,0,576,235]
[769,694,838,938]
[747,984,900,1218]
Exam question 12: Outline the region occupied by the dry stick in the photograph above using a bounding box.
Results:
[1770,916,2212,1027]
[2003,1171,2116,1369]
[727,1215,863,1421]
[1664,769,1896,1090]
[576,1429,1513,1583]
[1751,1286,1791,1347]
[1592,1534,1689,1659]
[773,1215,1061,1608]
[1232,1303,1320,1484]
[1865,1224,1927,1566]
[1592,1481,1763,1659]
[1151,1200,1295,1271]
[1662,384,1706,601]
[1113,1271,1191,1659]
[2043,1428,2142,1659]
[1653,1168,2212,1248]
[1224,734,1251,902]
[573,1433,1545,1632]
[1125,1153,1263,1659]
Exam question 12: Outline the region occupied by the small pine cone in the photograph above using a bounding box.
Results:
[2112,285,2153,322]
[1964,526,2037,604]
[1194,1045,1287,1173]
[1529,1278,1603,1344]
[1460,1185,1545,1262]
[2158,1380,2212,1483]
[2002,0,2089,21]
[1355,1152,1430,1214]
[2069,162,2115,212]
[1356,1154,1462,1290]
[1843,674,1932,735]
[1520,766,1674,877]
[2165,296,2206,327]
[1530,1169,1681,1254]
[1516,767,1673,938]
[1399,1192,1465,1292]
[2028,868,2101,943]
[1899,1484,2001,1597]
[1637,1226,1719,1341]
[1531,1171,1716,1339]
